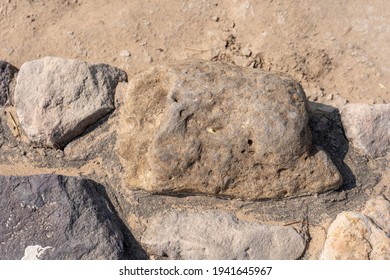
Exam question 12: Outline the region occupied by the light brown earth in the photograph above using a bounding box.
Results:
[1,0,389,105]
[0,0,389,259]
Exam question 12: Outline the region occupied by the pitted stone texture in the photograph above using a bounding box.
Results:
[118,60,342,200]
[0,175,126,260]
[340,104,390,158]
[14,56,127,148]
[142,210,305,260]
[0,60,18,106]
[320,211,390,260]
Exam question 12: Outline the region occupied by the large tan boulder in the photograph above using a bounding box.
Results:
[117,60,342,200]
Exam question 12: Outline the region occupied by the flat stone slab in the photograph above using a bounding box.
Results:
[117,60,342,200]
[142,210,306,259]
[14,56,127,148]
[0,174,127,260]
[341,104,390,158]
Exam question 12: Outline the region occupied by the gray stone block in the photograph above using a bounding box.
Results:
[14,57,127,148]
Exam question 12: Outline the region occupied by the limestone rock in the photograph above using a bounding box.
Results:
[340,104,390,158]
[117,60,342,200]
[14,56,127,148]
[142,210,305,259]
[362,196,390,235]
[0,175,127,260]
[0,60,18,106]
[320,211,390,260]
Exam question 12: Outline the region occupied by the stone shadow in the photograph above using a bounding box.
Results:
[308,102,356,191]
[91,180,149,260]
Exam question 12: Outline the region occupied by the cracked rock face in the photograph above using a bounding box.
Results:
[118,60,342,200]
[14,56,127,149]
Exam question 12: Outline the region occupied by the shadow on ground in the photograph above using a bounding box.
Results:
[93,181,148,260]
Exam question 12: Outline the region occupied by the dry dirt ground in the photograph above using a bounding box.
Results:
[1,0,390,105]
[0,0,389,259]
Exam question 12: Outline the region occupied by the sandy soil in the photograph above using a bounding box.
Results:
[1,0,389,105]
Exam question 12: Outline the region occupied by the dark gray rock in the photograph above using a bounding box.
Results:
[0,60,18,106]
[0,174,129,260]
[117,60,342,200]
[14,57,127,149]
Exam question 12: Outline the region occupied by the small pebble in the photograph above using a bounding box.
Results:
[241,47,252,57]
[120,50,131,57]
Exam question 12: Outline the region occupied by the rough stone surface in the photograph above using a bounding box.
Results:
[142,210,306,260]
[320,211,390,260]
[340,104,390,158]
[362,195,390,235]
[0,60,18,106]
[118,60,342,200]
[14,56,127,148]
[0,174,127,260]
